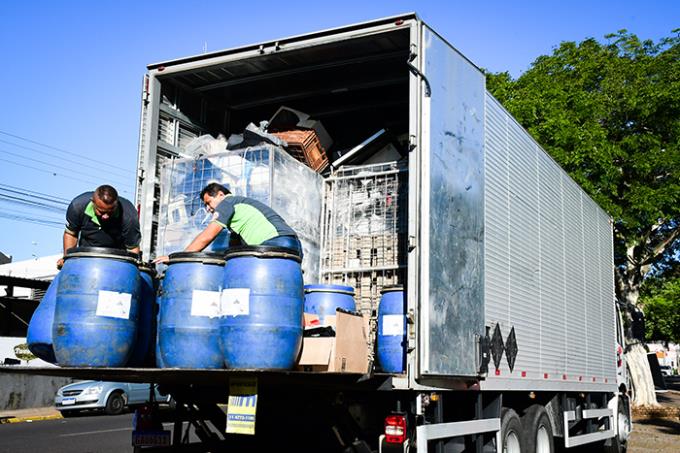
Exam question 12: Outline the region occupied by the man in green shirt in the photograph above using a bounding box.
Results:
[154,183,301,263]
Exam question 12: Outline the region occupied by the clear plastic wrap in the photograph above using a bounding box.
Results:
[158,145,323,281]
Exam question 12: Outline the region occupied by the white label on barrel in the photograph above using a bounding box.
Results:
[96,290,132,319]
[382,315,404,336]
[221,288,250,317]
[191,290,222,318]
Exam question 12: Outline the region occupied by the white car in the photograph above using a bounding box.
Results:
[55,380,169,416]
[659,365,673,377]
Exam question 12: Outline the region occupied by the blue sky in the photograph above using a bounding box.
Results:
[0,0,677,261]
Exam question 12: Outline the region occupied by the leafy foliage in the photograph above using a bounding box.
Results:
[640,277,680,343]
[486,30,680,301]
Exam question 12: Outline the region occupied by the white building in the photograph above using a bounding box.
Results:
[0,254,60,298]
[0,254,60,367]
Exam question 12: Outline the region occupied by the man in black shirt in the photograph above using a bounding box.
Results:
[57,185,141,268]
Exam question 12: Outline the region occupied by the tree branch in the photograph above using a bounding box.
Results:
[641,228,680,266]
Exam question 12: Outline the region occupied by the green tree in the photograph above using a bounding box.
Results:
[640,277,680,344]
[486,30,680,405]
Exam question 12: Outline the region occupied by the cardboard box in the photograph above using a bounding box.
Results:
[297,310,369,373]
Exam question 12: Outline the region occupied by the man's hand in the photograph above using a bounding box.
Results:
[152,255,170,264]
[56,257,64,270]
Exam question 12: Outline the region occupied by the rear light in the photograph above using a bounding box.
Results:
[384,414,407,444]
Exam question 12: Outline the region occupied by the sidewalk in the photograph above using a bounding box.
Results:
[628,378,680,453]
[0,406,62,424]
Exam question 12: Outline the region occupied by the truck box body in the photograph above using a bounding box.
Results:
[135,13,617,392]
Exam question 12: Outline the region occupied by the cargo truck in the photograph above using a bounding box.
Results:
[6,13,631,452]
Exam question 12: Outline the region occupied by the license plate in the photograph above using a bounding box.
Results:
[61,398,76,406]
[132,430,171,447]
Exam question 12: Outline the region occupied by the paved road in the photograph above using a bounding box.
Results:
[0,413,162,453]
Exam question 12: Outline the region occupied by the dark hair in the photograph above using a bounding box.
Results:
[199,183,231,200]
[94,185,119,205]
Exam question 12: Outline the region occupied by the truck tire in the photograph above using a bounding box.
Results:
[604,396,629,453]
[520,405,553,453]
[500,408,524,453]
[105,391,125,415]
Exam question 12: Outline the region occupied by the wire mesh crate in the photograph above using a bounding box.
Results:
[320,161,408,316]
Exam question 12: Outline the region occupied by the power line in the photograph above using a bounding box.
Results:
[0,185,69,207]
[0,157,133,195]
[0,138,133,180]
[0,193,66,213]
[0,183,71,204]
[0,130,133,174]
[1,205,63,223]
[0,212,63,229]
[0,147,133,188]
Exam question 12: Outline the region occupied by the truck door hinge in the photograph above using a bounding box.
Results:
[408,134,417,152]
[407,309,416,353]
[408,235,417,251]
[478,328,491,376]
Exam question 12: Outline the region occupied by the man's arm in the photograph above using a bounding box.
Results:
[57,231,78,269]
[185,222,223,252]
[121,200,142,256]
[153,223,223,264]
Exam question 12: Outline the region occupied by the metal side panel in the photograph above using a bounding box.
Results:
[483,94,617,389]
[417,24,485,377]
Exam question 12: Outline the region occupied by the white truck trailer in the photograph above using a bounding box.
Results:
[7,13,631,453]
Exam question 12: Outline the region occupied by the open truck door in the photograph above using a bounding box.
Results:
[412,22,486,380]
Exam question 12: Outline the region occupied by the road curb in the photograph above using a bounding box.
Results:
[0,413,63,424]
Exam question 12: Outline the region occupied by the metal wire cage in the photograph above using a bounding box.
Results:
[320,161,408,315]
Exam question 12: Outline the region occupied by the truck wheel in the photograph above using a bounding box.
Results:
[105,391,125,415]
[520,405,553,453]
[500,408,523,453]
[604,396,630,453]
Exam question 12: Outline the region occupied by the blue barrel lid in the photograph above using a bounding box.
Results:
[168,251,225,265]
[380,285,404,294]
[304,284,355,295]
[64,246,140,263]
[224,245,302,263]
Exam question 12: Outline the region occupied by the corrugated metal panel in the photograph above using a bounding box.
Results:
[483,93,616,389]
[563,177,587,377]
[506,118,541,376]
[537,150,567,375]
[599,208,617,378]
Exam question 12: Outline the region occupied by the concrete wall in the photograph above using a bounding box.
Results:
[0,336,73,410]
[0,372,74,410]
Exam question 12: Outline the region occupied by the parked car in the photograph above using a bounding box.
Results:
[55,380,170,416]
[659,365,673,377]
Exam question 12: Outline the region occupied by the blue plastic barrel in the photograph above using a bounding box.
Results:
[53,247,141,367]
[220,246,303,370]
[127,263,156,367]
[158,252,225,369]
[154,276,164,368]
[303,284,356,325]
[26,273,61,363]
[377,286,406,373]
